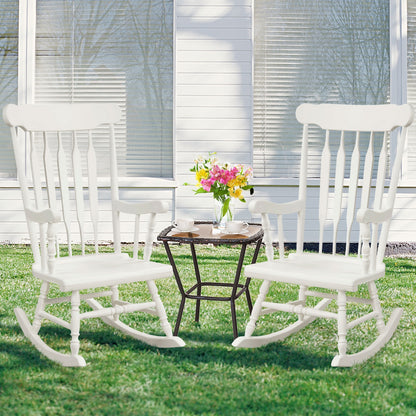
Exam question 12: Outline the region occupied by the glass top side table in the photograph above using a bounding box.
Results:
[157,221,264,339]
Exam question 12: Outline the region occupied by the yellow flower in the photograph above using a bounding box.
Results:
[236,174,247,187]
[227,178,237,188]
[229,187,243,199]
[196,168,209,185]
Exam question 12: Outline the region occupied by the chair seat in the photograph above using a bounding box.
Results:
[245,252,385,291]
[33,253,173,292]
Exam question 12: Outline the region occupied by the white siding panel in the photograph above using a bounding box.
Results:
[177,95,251,107]
[178,84,250,95]
[0,186,175,244]
[176,5,251,18]
[177,73,252,85]
[177,40,252,51]
[175,0,253,220]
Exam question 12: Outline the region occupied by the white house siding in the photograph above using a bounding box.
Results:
[0,187,27,243]
[390,187,416,242]
[1,1,416,247]
[175,0,253,221]
[0,185,174,244]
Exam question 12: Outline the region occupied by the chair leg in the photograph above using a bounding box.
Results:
[146,280,173,337]
[233,281,332,348]
[232,280,270,347]
[297,285,308,321]
[86,281,185,348]
[70,291,81,358]
[245,280,271,337]
[110,285,120,322]
[336,290,348,358]
[368,281,386,333]
[32,281,50,334]
[331,286,402,367]
[14,286,86,367]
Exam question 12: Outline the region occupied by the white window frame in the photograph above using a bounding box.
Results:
[250,0,411,187]
[16,0,177,189]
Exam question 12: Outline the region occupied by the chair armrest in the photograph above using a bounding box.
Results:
[113,200,168,215]
[356,207,393,224]
[248,199,304,215]
[25,208,61,224]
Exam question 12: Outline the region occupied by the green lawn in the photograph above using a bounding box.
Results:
[1,244,416,415]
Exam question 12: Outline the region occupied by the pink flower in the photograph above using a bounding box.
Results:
[209,165,239,185]
[200,177,215,192]
[244,167,253,177]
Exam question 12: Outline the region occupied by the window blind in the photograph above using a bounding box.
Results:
[0,0,18,178]
[253,0,390,179]
[35,0,173,178]
[407,0,416,179]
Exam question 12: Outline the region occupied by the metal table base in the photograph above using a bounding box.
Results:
[158,222,263,339]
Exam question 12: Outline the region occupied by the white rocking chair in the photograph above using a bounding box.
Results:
[3,103,185,367]
[233,103,413,367]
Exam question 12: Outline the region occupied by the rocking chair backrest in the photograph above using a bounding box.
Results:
[294,103,413,268]
[3,103,151,270]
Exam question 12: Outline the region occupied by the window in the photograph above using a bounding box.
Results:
[22,0,173,178]
[253,0,390,179]
[0,0,18,178]
[407,0,416,179]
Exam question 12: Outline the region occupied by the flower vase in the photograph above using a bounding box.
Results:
[213,198,234,232]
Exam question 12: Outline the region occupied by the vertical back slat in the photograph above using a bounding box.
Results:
[374,131,388,210]
[370,224,379,272]
[297,123,309,253]
[42,132,57,265]
[43,132,57,211]
[72,131,85,255]
[27,133,42,266]
[143,213,155,262]
[29,132,43,210]
[345,131,360,255]
[332,131,345,254]
[277,214,285,259]
[377,126,410,263]
[355,132,374,256]
[57,132,73,256]
[319,130,331,253]
[371,132,388,268]
[360,132,374,210]
[109,123,121,254]
[39,223,48,272]
[87,131,99,254]
[133,214,140,260]
[262,213,274,261]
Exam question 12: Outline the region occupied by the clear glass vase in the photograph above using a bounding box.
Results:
[213,198,234,232]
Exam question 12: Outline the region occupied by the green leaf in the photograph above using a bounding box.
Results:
[194,188,208,194]
[221,198,231,218]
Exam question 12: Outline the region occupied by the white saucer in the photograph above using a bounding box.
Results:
[172,226,199,233]
[224,229,249,235]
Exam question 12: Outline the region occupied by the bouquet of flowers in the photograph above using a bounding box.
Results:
[190,153,254,224]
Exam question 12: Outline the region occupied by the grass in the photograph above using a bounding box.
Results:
[1,243,416,415]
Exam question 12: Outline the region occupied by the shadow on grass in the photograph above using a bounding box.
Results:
[161,330,333,370]
[0,335,55,372]
[0,318,333,372]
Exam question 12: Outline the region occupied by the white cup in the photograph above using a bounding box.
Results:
[172,218,194,232]
[225,221,249,234]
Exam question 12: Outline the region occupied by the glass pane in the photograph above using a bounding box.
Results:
[35,0,173,178]
[0,1,18,178]
[407,0,416,179]
[253,0,390,178]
